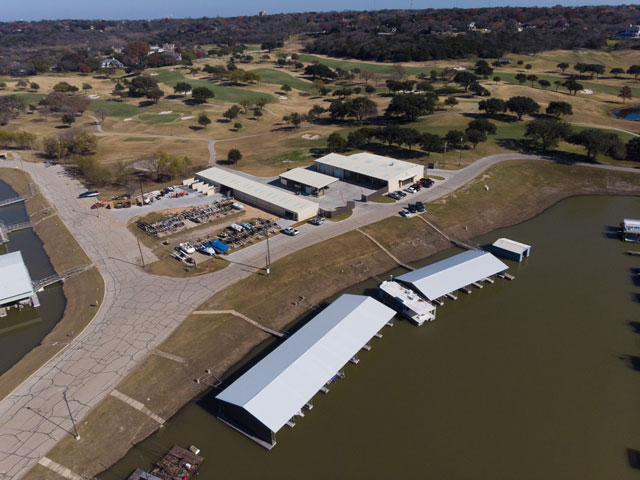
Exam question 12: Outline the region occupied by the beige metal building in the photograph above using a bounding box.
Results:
[195,167,319,221]
[314,153,424,190]
[279,167,339,196]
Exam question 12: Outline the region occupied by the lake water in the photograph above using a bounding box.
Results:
[0,179,66,375]
[616,106,640,121]
[104,195,640,480]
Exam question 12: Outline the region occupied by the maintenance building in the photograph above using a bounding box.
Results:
[397,250,508,301]
[0,251,37,309]
[488,238,531,262]
[314,152,424,190]
[215,294,395,449]
[279,167,339,196]
[194,167,318,221]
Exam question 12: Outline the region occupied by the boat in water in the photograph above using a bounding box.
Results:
[379,280,436,326]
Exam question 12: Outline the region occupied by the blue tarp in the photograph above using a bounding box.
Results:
[210,240,229,253]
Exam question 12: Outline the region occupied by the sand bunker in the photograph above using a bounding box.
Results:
[279,96,288,100]
[159,111,173,114]
[124,118,133,122]
[301,134,320,140]
[580,89,594,95]
[181,116,195,120]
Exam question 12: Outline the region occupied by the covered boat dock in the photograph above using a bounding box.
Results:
[215,294,395,449]
[396,250,508,302]
[488,238,531,262]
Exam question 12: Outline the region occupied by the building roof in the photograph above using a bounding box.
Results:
[397,250,508,301]
[0,251,34,306]
[279,167,339,190]
[216,294,395,433]
[197,167,318,217]
[492,238,531,255]
[623,219,640,233]
[315,152,422,182]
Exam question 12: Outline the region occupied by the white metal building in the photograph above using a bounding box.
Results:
[397,250,508,301]
[216,294,396,449]
[622,218,640,242]
[0,251,35,307]
[314,152,424,190]
[279,167,339,196]
[195,167,318,220]
[489,238,531,262]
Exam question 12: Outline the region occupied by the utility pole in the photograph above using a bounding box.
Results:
[138,177,145,205]
[443,141,447,168]
[459,136,463,167]
[62,390,80,440]
[264,225,271,277]
[138,238,145,268]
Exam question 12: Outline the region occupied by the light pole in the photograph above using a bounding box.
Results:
[62,390,80,440]
[264,225,271,277]
[458,136,463,167]
[443,141,447,168]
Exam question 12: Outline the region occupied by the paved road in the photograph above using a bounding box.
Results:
[0,152,637,479]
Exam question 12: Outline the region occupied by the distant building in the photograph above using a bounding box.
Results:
[259,10,267,16]
[100,58,124,69]
[488,238,531,262]
[616,25,640,40]
[0,251,37,310]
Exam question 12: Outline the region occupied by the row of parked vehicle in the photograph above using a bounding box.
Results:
[387,177,435,200]
[138,200,240,237]
[400,201,426,218]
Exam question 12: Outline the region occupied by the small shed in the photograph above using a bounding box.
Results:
[489,238,531,262]
[279,167,339,196]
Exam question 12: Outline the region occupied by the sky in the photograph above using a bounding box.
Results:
[0,0,631,22]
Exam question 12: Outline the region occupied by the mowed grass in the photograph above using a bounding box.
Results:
[497,72,640,98]
[297,54,443,76]
[14,93,46,105]
[138,113,180,123]
[123,137,159,142]
[89,99,141,117]
[248,68,316,92]
[151,69,275,104]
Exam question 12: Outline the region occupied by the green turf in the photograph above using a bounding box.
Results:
[14,93,46,104]
[89,100,141,117]
[138,113,181,123]
[497,72,640,98]
[248,68,315,92]
[150,69,275,105]
[297,54,443,76]
[123,137,159,142]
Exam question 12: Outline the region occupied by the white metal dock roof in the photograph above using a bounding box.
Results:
[196,167,318,218]
[279,167,339,189]
[0,251,34,306]
[315,152,422,181]
[492,238,531,255]
[623,219,640,233]
[216,294,395,433]
[397,250,508,301]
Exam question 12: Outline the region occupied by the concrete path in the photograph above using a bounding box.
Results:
[0,151,637,479]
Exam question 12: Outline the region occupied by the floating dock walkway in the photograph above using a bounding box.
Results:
[0,195,27,208]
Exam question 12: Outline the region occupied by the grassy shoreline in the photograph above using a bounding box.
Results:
[0,168,105,401]
[24,160,639,480]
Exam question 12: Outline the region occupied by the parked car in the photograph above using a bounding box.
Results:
[408,203,418,213]
[309,216,325,226]
[412,182,422,191]
[78,190,99,198]
[198,244,216,256]
[405,186,417,194]
[241,222,253,230]
[395,190,407,198]
[283,227,299,236]
[230,223,244,233]
[399,209,413,218]
[420,178,435,188]
[416,201,426,212]
[179,242,196,254]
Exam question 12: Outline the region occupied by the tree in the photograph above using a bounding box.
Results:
[445,96,458,109]
[223,105,241,121]
[554,80,563,92]
[538,79,551,89]
[234,122,243,130]
[610,68,625,78]
[626,137,640,162]
[173,82,192,95]
[493,76,501,84]
[618,86,632,103]
[306,105,325,124]
[385,94,434,122]
[478,98,507,115]
[557,62,569,73]
[506,96,540,120]
[525,64,532,70]
[197,112,211,129]
[145,87,164,103]
[0,82,5,89]
[526,74,538,87]
[562,79,583,95]
[128,76,158,97]
[627,65,640,80]
[281,84,292,93]
[333,88,353,100]
[191,86,214,103]
[227,148,242,164]
[525,118,572,150]
[359,71,375,84]
[95,108,108,124]
[453,71,478,91]
[546,101,573,118]
[420,133,444,153]
[445,130,466,149]
[348,96,377,125]
[61,114,75,126]
[326,132,346,152]
[568,129,623,161]
[304,64,337,80]
[465,129,486,148]
[29,82,39,91]
[365,85,375,95]
[82,83,92,91]
[398,128,422,150]
[515,73,527,85]
[284,112,305,129]
[467,118,497,135]
[475,63,493,78]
